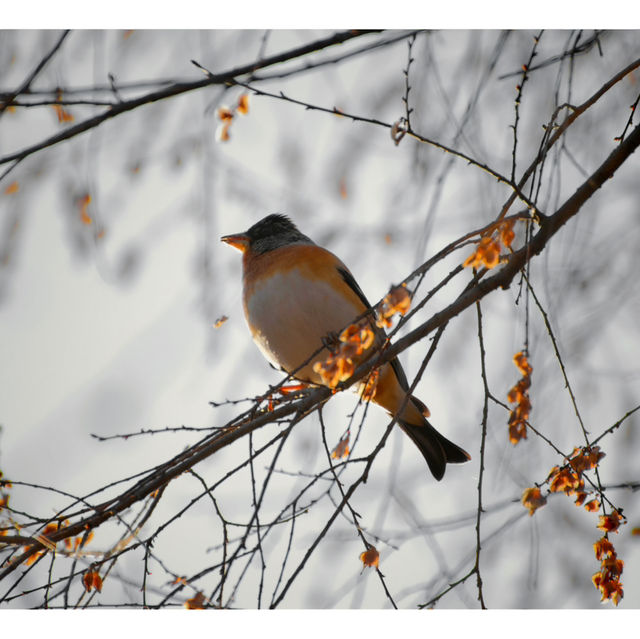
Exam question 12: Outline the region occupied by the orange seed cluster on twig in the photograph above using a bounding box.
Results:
[463,219,516,270]
[507,351,532,444]
[375,284,411,329]
[522,444,622,605]
[82,569,103,593]
[548,446,605,510]
[592,532,624,605]
[521,486,547,516]
[313,285,410,392]
[313,320,375,388]
[217,93,250,141]
[331,433,351,459]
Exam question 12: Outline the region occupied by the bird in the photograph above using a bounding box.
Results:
[221,214,470,480]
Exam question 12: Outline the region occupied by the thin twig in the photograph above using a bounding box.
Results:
[474,301,489,609]
[511,31,544,183]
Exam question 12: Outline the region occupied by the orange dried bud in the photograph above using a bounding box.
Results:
[376,285,411,328]
[548,466,582,495]
[82,569,103,592]
[53,103,74,123]
[586,446,606,468]
[521,486,547,516]
[78,194,92,225]
[92,572,103,592]
[340,322,375,353]
[597,511,623,534]
[632,527,640,536]
[331,434,350,459]
[602,579,624,605]
[592,535,624,607]
[463,236,501,270]
[464,219,519,270]
[217,107,234,122]
[508,418,528,444]
[313,355,354,388]
[513,351,532,376]
[236,93,249,115]
[594,537,616,560]
[568,446,605,474]
[26,550,44,566]
[83,571,94,591]
[592,570,624,605]
[601,556,624,576]
[507,351,533,445]
[584,498,601,512]
[462,246,479,269]
[213,315,228,328]
[4,181,19,195]
[480,236,500,268]
[506,386,521,404]
[360,546,380,569]
[574,492,587,507]
[219,122,232,142]
[499,219,515,248]
[185,591,206,609]
[314,320,376,388]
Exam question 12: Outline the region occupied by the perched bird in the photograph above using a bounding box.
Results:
[221,214,470,479]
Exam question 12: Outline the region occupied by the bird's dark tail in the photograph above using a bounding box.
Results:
[398,407,470,481]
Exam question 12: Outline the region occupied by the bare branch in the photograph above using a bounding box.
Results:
[0,30,70,116]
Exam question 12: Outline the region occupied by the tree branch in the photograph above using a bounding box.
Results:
[0,30,379,169]
[0,30,70,116]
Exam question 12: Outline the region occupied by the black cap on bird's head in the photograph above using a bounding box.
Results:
[221,213,313,254]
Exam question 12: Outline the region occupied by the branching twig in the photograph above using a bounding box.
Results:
[0,30,378,170]
[0,30,70,116]
[402,33,417,129]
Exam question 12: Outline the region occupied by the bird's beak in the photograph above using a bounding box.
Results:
[221,233,250,252]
